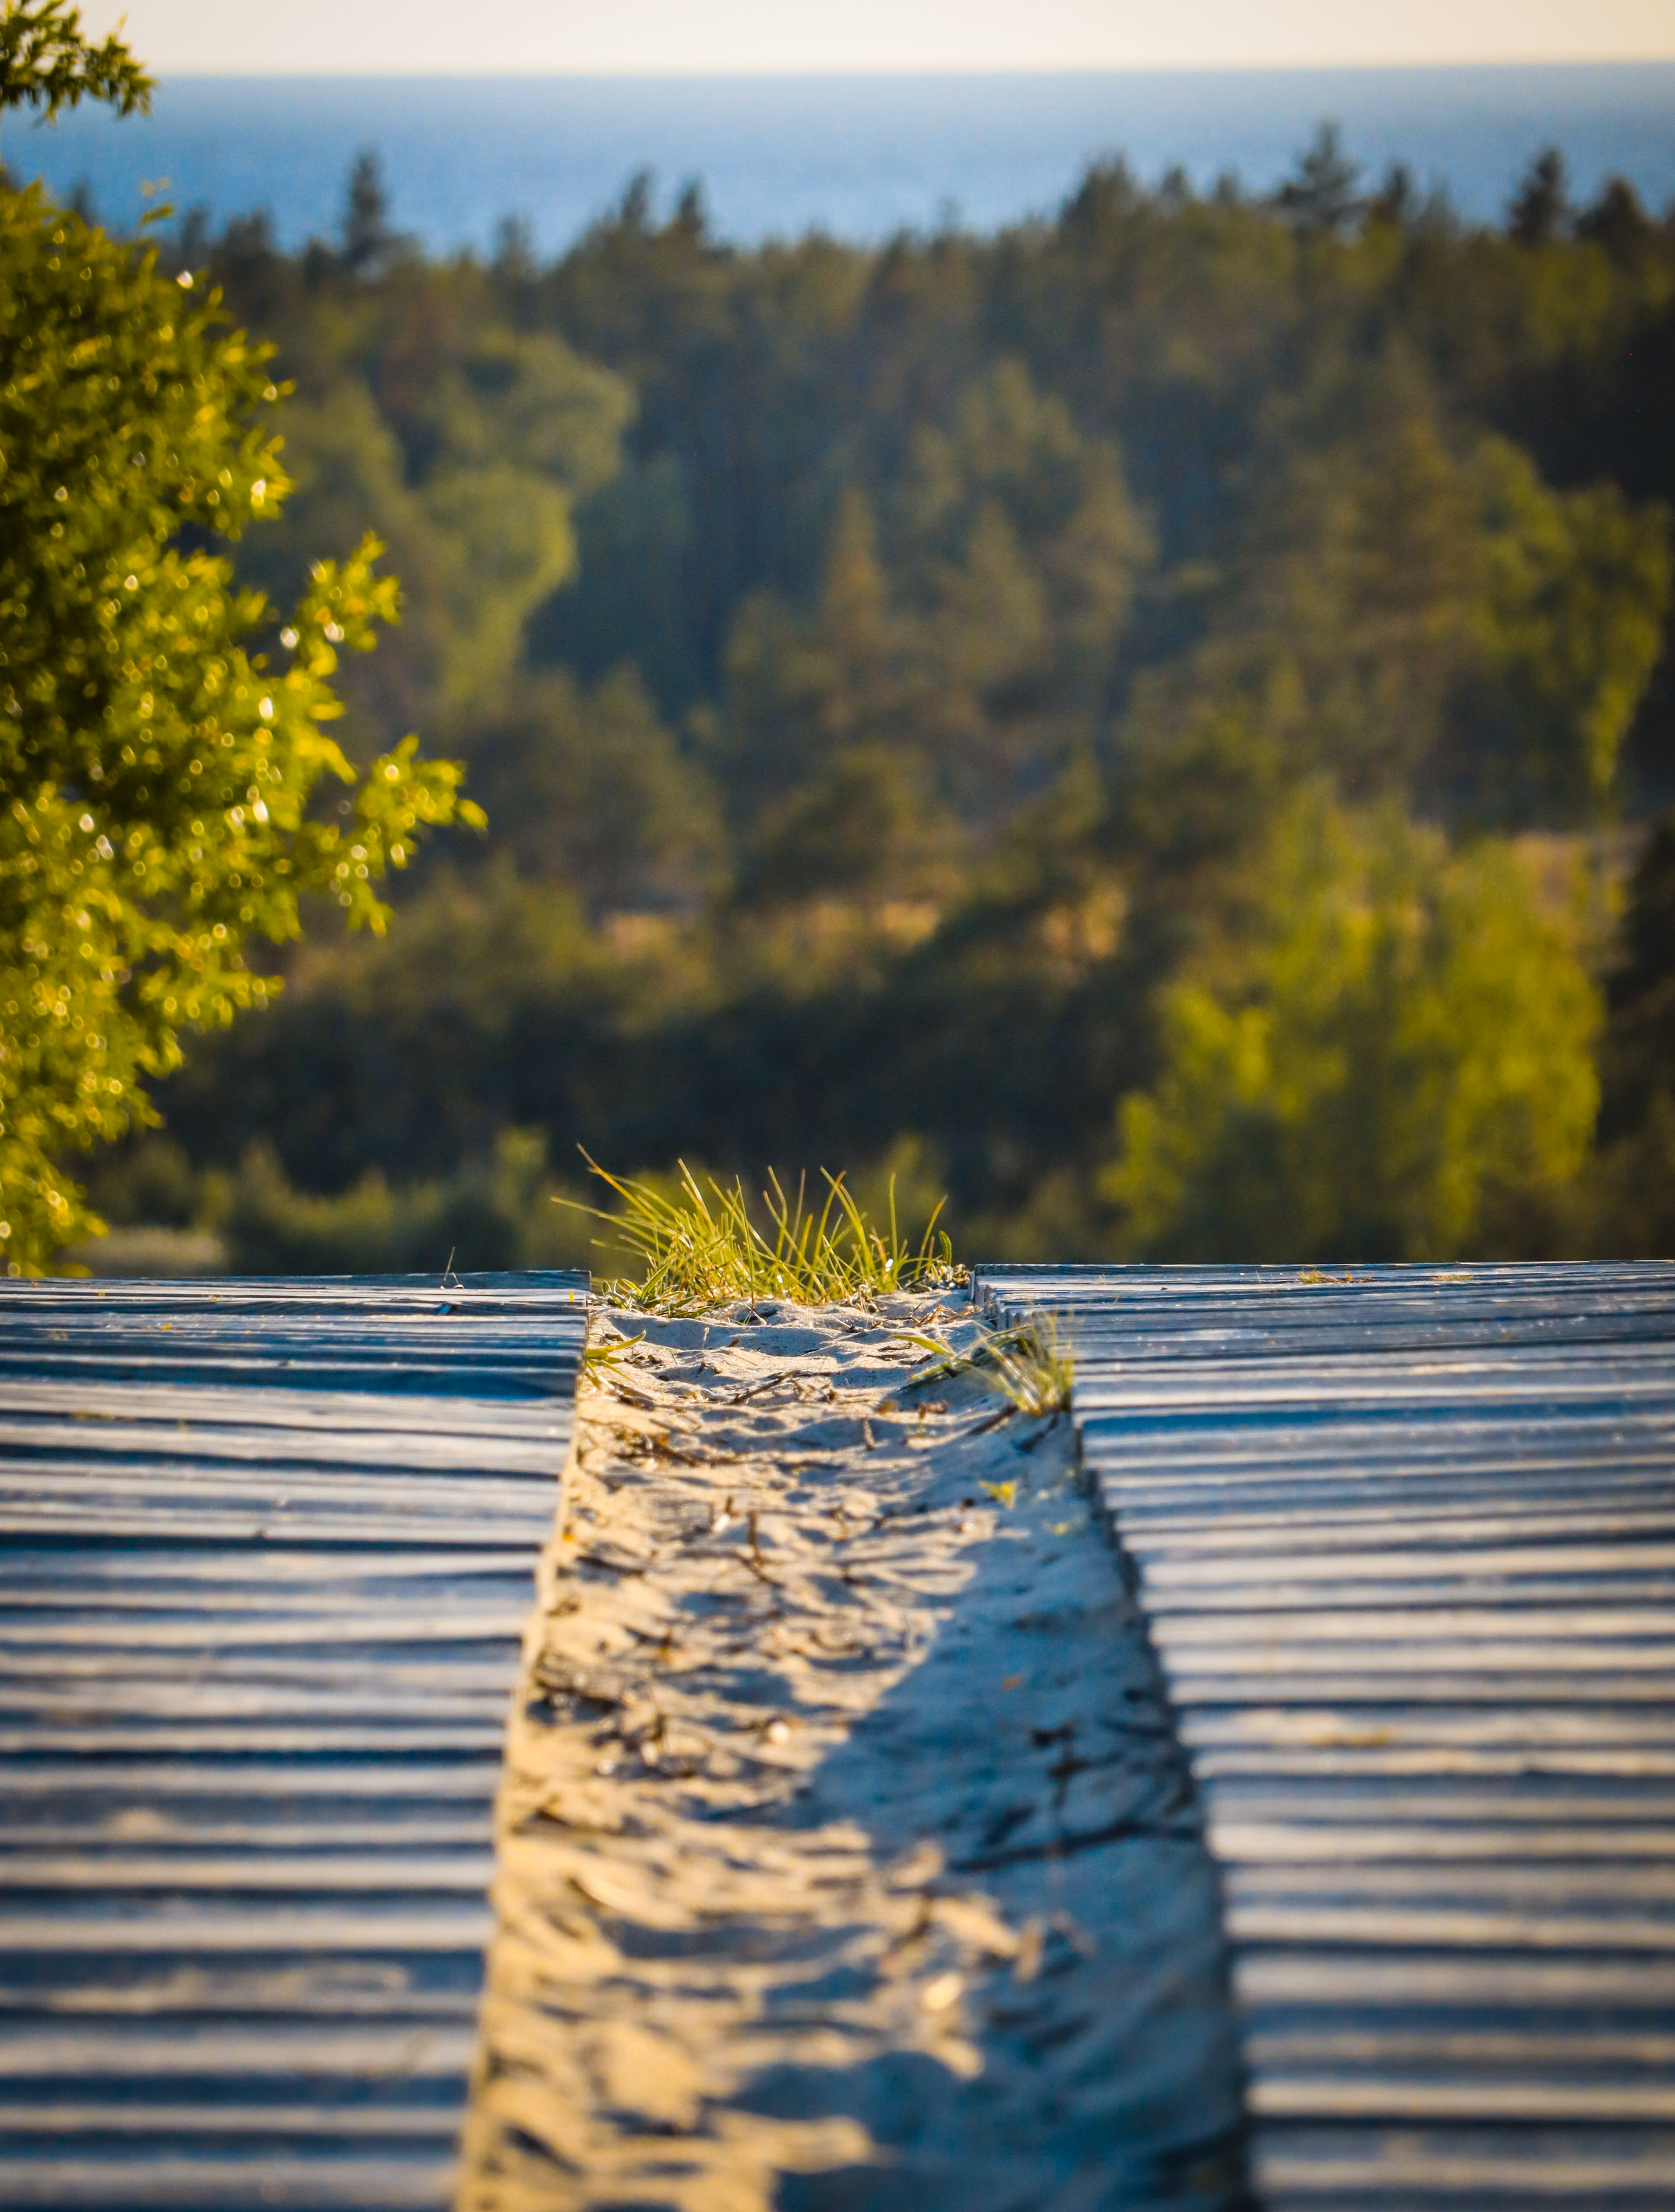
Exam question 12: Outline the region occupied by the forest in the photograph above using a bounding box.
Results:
[57,131,1675,1267]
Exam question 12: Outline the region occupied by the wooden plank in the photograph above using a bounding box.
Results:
[1203,1777,1675,1817]
[0,1546,532,1587]
[1198,1751,1675,1779]
[0,1904,497,1952]
[0,2022,480,2074]
[0,1759,501,1795]
[0,1269,587,2212]
[3,1608,535,1649]
[0,1724,513,1755]
[0,1510,551,1546]
[1253,2127,1675,2205]
[979,1261,1675,2210]
[0,1822,495,1852]
[0,1854,497,1891]
[1248,2078,1675,2121]
[1234,1953,1675,2004]
[1256,2163,1675,2212]
[1227,1862,1675,1903]
[1120,1505,1675,1552]
[1182,1706,1675,1747]
[0,2159,463,2212]
[1144,1671,1675,1704]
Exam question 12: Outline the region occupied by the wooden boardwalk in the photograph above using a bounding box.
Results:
[0,1270,587,2212]
[978,1262,1675,2211]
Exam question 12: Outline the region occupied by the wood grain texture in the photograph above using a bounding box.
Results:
[0,1270,586,2212]
[976,1261,1675,2209]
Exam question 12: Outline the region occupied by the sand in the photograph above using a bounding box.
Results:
[459,1290,1247,2212]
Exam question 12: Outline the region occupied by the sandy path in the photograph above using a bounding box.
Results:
[459,1292,1246,2212]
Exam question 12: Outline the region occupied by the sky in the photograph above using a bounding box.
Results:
[81,0,1675,75]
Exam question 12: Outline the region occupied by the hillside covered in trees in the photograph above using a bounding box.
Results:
[72,133,1675,1265]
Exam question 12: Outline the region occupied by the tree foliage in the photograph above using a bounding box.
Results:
[39,128,1675,1265]
[1473,439,1672,819]
[1103,797,1602,1259]
[0,0,150,127]
[0,18,477,1272]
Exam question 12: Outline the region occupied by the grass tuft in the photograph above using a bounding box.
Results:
[560,1151,965,1315]
[901,1315,1073,1416]
[981,1316,1074,1415]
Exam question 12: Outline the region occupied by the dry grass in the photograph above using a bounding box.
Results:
[560,1152,965,1315]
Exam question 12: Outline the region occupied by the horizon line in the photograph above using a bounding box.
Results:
[114,57,1675,83]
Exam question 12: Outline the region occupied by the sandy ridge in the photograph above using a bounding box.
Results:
[459,1292,1245,2212]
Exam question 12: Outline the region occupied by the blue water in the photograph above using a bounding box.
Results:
[8,67,1675,256]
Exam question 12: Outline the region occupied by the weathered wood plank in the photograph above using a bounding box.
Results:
[0,1724,513,1755]
[1253,2126,1675,2207]
[0,1903,497,1951]
[0,1268,587,2212]
[979,1260,1675,2209]
[0,2156,467,2212]
[0,1853,498,1891]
